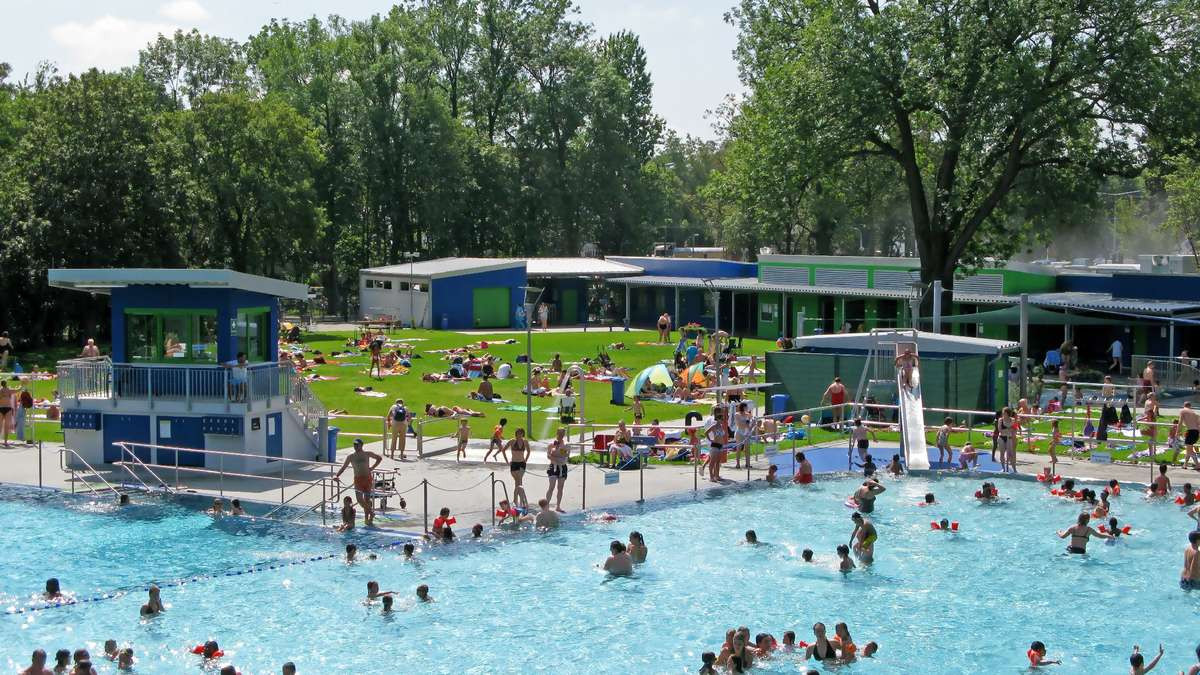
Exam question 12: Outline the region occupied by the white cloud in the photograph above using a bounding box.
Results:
[49,16,176,72]
[159,0,210,23]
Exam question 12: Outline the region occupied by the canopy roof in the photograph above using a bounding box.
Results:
[789,330,1019,355]
[932,305,1129,326]
[48,268,310,300]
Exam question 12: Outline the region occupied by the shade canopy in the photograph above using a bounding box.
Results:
[626,363,674,397]
[932,305,1128,326]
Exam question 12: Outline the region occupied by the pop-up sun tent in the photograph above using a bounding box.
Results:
[684,362,709,387]
[626,363,675,397]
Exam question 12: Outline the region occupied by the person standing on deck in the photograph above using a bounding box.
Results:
[820,377,848,430]
[386,398,409,460]
[335,439,383,526]
[1182,402,1200,469]
[1108,337,1124,375]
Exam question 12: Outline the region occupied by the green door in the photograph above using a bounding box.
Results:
[561,288,578,324]
[472,287,510,328]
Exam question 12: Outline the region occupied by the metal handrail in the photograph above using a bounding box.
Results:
[58,447,119,495]
[113,444,175,494]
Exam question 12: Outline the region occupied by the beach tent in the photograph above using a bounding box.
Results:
[626,363,674,397]
[684,362,709,387]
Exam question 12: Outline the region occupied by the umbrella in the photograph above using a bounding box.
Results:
[626,363,674,397]
[684,362,709,387]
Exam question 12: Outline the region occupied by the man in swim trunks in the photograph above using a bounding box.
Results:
[335,438,383,526]
[895,347,919,390]
[792,452,814,484]
[849,511,877,563]
[1182,402,1200,469]
[851,478,886,513]
[821,377,848,429]
[657,312,671,343]
[1183,531,1200,590]
[1057,512,1111,553]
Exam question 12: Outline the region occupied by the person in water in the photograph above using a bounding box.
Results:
[805,622,838,661]
[850,478,886,513]
[849,512,878,563]
[1028,641,1061,667]
[1057,512,1111,554]
[836,544,856,572]
[1129,644,1164,674]
[603,540,633,576]
[792,452,814,484]
[1182,531,1200,590]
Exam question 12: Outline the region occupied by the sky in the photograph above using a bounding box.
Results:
[1,0,743,139]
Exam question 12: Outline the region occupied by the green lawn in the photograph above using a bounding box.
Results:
[294,328,779,446]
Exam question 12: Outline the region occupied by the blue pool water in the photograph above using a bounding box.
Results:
[3,475,1199,673]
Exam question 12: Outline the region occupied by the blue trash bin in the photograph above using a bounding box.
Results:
[610,377,626,405]
[440,314,449,330]
[326,426,340,463]
[771,394,791,415]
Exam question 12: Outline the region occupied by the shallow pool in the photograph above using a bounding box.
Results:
[3,475,1199,673]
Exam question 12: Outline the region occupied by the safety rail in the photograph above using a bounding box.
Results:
[1130,354,1200,392]
[114,444,175,494]
[58,447,120,495]
[286,368,328,443]
[56,359,292,411]
[415,415,467,458]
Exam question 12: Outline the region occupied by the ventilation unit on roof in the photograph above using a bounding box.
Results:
[1138,254,1195,275]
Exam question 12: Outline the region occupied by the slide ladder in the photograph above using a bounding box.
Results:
[895,342,930,470]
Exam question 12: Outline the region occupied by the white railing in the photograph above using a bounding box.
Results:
[286,369,327,441]
[1130,354,1200,392]
[56,359,292,410]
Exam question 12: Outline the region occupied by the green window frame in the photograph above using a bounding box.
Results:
[233,307,271,363]
[124,309,219,363]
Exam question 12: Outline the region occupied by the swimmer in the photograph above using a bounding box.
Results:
[792,452,814,484]
[849,511,877,562]
[1181,482,1198,506]
[627,531,647,563]
[116,649,133,671]
[416,584,432,602]
[935,518,955,531]
[1129,644,1164,674]
[1028,641,1061,667]
[432,506,457,535]
[977,481,1000,501]
[230,499,244,516]
[381,595,394,613]
[699,651,717,674]
[801,548,814,562]
[44,577,63,600]
[140,584,165,616]
[765,464,779,483]
[887,454,904,477]
[1058,512,1111,554]
[805,622,838,661]
[283,662,296,675]
[1183,643,1200,675]
[1183,531,1200,590]
[858,454,878,478]
[471,523,484,539]
[603,540,634,576]
[197,641,221,660]
[402,543,415,560]
[366,580,394,601]
[863,641,879,657]
[533,498,560,528]
[1107,479,1121,497]
[851,478,886,513]
[831,622,857,661]
[103,641,118,661]
[1152,463,1172,496]
[346,544,358,562]
[837,544,856,572]
[207,498,225,516]
[922,492,936,506]
[336,496,355,532]
[744,529,759,545]
[781,631,797,650]
[755,633,778,654]
[20,649,50,675]
[1058,479,1078,499]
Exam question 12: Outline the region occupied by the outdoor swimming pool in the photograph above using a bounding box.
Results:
[2,475,1199,673]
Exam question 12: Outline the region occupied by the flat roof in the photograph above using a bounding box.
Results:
[758,254,1054,275]
[789,330,1020,355]
[48,268,310,300]
[608,275,915,299]
[361,257,524,280]
[526,258,643,277]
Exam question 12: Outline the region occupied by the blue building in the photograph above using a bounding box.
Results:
[50,268,327,474]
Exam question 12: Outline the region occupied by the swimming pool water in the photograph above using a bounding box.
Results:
[3,476,1199,673]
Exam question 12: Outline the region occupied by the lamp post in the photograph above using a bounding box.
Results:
[521,285,545,438]
[403,251,419,328]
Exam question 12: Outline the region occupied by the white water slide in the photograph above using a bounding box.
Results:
[896,342,930,470]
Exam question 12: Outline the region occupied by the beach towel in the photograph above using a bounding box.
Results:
[356,390,388,398]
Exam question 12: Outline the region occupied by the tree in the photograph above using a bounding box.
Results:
[162,91,325,275]
[728,0,1200,304]
[139,29,248,105]
[1165,155,1200,265]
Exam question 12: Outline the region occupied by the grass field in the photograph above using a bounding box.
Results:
[5,329,1190,463]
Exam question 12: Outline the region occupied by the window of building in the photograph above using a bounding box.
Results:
[398,282,410,291]
[234,308,271,362]
[364,279,376,289]
[760,301,779,322]
[381,280,392,290]
[124,310,219,363]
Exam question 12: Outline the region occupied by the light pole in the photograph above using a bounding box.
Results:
[403,251,419,328]
[521,285,545,438]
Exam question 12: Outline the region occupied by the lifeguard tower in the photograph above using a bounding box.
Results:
[50,269,328,475]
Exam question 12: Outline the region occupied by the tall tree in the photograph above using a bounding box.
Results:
[139,29,248,105]
[728,0,1200,304]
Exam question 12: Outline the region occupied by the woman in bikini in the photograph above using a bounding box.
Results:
[506,428,531,509]
[0,380,14,448]
[805,623,838,662]
[1143,393,1160,459]
[545,428,569,512]
[1057,512,1111,554]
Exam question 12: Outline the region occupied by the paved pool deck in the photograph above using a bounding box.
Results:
[4,429,1192,538]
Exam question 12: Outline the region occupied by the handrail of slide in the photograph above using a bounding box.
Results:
[896,342,930,470]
